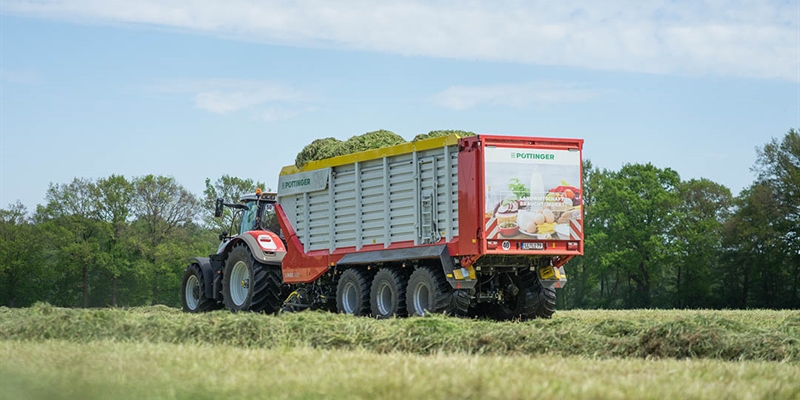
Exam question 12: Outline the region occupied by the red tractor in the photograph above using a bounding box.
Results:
[180,190,286,313]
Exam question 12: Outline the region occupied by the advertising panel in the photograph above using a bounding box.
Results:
[484,147,583,242]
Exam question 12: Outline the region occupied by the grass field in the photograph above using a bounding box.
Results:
[1,304,798,399]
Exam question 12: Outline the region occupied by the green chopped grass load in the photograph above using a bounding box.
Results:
[412,130,476,141]
[293,137,343,169]
[294,129,475,168]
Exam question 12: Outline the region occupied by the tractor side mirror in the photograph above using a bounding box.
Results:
[214,198,224,218]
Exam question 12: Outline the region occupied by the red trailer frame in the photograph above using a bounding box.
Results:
[276,134,584,284]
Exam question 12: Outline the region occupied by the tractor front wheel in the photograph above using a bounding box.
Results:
[180,264,220,313]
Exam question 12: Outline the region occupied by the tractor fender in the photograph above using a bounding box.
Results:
[221,233,285,267]
[188,257,216,299]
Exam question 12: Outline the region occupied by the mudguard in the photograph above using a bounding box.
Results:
[336,244,476,289]
[220,232,286,267]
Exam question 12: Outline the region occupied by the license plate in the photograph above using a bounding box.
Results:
[521,242,544,250]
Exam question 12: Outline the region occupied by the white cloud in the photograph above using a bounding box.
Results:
[432,82,596,110]
[2,0,798,81]
[151,79,307,117]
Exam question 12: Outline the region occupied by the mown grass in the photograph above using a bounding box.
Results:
[0,304,798,361]
[2,340,799,400]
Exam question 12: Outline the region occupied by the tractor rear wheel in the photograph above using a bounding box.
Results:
[406,266,468,317]
[336,268,371,316]
[370,268,408,319]
[180,264,220,313]
[222,243,283,313]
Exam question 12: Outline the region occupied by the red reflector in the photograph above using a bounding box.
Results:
[567,242,578,250]
[487,241,498,250]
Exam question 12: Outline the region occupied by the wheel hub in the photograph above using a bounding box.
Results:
[413,282,430,315]
[185,274,200,310]
[342,282,358,314]
[376,282,393,315]
[230,261,250,307]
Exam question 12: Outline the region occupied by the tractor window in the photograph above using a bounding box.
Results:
[262,203,280,233]
[239,202,257,233]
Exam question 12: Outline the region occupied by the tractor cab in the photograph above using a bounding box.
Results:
[236,190,280,235]
[214,189,280,238]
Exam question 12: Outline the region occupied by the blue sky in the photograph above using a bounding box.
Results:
[1,0,798,210]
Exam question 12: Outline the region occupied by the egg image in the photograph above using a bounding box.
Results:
[523,220,538,233]
[543,209,555,223]
[533,212,545,225]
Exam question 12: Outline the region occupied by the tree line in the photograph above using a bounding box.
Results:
[1,130,797,309]
[0,175,262,308]
[564,129,799,309]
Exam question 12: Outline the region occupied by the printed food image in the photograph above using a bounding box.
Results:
[498,221,519,237]
[483,146,583,243]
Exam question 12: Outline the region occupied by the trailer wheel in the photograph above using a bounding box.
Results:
[336,269,371,316]
[406,266,467,317]
[491,270,539,321]
[451,289,471,317]
[370,268,408,319]
[534,286,557,319]
[180,264,220,313]
[222,243,283,313]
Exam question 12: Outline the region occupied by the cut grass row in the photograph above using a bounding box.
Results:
[1,304,798,361]
[2,340,799,400]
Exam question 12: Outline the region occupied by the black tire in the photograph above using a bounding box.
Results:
[180,264,220,313]
[370,268,408,319]
[406,266,468,317]
[336,268,371,316]
[222,243,283,313]
[490,269,540,321]
[451,289,471,317]
[535,286,557,319]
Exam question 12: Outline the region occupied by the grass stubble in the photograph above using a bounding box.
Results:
[0,304,798,399]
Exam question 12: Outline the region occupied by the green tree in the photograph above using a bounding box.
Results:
[92,175,136,306]
[36,178,112,308]
[751,129,800,306]
[672,179,732,308]
[589,163,680,308]
[0,202,46,307]
[132,175,199,305]
[720,183,787,307]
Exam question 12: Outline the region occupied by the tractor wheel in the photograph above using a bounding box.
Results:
[370,268,408,319]
[406,266,468,317]
[222,243,283,313]
[180,264,220,313]
[336,268,371,316]
[490,270,539,321]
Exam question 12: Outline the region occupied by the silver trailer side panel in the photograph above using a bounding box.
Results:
[279,145,459,253]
